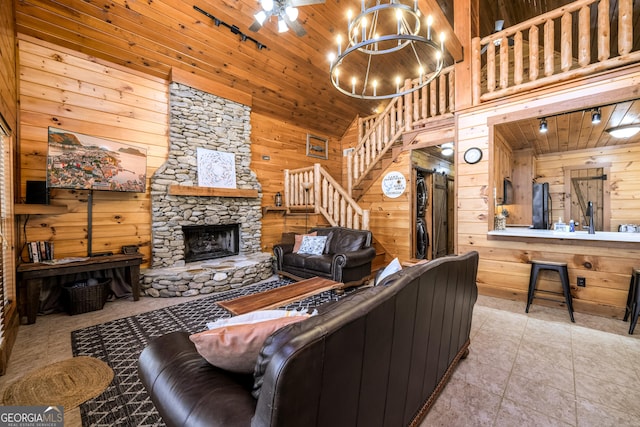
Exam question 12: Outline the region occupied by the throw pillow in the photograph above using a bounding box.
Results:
[205,309,310,330]
[190,311,311,373]
[293,232,317,253]
[323,231,334,254]
[374,257,402,285]
[297,235,328,255]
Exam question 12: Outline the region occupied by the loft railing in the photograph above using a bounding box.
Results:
[472,0,639,103]
[284,164,370,230]
[348,65,455,195]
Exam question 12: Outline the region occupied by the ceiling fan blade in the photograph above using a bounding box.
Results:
[290,0,325,6]
[481,44,488,54]
[285,16,306,36]
[249,20,263,32]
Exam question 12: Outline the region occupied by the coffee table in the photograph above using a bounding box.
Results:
[218,276,343,315]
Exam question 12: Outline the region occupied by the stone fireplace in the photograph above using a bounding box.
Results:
[149,82,262,269]
[140,82,273,298]
[183,224,240,263]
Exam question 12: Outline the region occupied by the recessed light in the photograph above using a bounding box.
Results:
[607,124,640,139]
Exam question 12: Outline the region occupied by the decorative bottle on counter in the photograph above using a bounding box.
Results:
[569,219,575,232]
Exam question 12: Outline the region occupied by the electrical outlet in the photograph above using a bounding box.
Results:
[577,277,586,287]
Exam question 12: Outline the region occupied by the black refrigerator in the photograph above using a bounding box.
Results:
[532,182,551,229]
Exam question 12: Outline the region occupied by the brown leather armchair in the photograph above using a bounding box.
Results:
[273,226,376,284]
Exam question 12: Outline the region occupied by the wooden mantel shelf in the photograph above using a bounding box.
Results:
[168,185,259,198]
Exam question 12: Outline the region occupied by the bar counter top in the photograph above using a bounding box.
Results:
[488,227,640,244]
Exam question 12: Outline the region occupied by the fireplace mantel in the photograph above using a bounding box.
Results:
[168,185,259,198]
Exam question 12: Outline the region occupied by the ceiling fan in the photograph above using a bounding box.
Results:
[481,20,514,54]
[249,0,325,37]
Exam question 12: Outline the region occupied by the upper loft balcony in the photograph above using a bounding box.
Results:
[471,0,640,105]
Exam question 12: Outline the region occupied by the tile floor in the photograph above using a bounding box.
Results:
[1,281,639,427]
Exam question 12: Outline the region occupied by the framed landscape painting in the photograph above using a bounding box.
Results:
[47,127,147,193]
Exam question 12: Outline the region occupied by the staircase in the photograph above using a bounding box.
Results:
[348,66,456,200]
[282,65,456,229]
[284,164,370,230]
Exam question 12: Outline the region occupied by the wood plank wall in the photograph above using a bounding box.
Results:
[0,0,20,375]
[0,0,17,129]
[457,67,640,318]
[507,149,534,225]
[534,144,640,230]
[494,134,513,205]
[17,36,169,263]
[17,35,346,266]
[251,112,338,252]
[359,151,413,262]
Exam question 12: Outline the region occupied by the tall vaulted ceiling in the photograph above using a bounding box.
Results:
[13,0,640,140]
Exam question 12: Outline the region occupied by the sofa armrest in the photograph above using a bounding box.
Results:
[138,331,256,427]
[273,243,294,270]
[333,246,376,268]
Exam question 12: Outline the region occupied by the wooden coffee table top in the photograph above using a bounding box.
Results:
[218,276,343,315]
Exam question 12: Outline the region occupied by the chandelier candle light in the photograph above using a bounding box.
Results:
[328,0,446,100]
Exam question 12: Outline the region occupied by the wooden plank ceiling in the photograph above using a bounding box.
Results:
[13,0,460,138]
[497,99,640,155]
[13,0,640,144]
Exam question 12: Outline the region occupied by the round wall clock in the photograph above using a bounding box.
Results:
[463,147,483,164]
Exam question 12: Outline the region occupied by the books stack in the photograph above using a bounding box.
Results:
[28,241,54,263]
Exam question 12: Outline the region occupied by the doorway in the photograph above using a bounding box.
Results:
[412,166,454,260]
[564,164,609,231]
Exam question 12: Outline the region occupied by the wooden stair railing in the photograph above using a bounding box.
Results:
[284,164,370,230]
[472,0,639,104]
[348,66,455,200]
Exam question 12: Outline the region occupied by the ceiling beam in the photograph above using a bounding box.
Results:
[418,0,463,62]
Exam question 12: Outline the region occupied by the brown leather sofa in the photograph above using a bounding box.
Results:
[273,226,376,284]
[138,251,479,427]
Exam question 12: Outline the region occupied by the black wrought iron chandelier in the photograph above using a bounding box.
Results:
[328,1,446,100]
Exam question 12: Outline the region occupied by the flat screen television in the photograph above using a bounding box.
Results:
[47,127,147,193]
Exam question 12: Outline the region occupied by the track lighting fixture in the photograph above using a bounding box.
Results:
[194,6,268,51]
[539,118,548,133]
[591,108,601,124]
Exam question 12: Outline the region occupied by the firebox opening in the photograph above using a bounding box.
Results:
[182,224,240,263]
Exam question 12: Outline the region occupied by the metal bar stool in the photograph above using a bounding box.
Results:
[526,260,575,322]
[623,268,640,334]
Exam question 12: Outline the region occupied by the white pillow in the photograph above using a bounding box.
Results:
[375,257,402,285]
[206,309,311,329]
[297,235,328,255]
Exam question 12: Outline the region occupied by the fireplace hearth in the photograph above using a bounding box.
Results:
[183,224,240,263]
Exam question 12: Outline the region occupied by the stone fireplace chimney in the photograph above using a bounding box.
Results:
[149,82,262,268]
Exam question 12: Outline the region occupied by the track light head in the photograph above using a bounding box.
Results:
[591,108,601,124]
[539,118,548,133]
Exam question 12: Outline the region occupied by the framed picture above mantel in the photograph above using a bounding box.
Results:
[306,134,328,160]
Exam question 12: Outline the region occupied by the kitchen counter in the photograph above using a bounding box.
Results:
[488,228,640,244]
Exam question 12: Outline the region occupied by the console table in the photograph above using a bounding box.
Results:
[17,254,143,324]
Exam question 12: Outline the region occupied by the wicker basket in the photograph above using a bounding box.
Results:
[62,278,112,315]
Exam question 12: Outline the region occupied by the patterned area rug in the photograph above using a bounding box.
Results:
[71,278,349,426]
